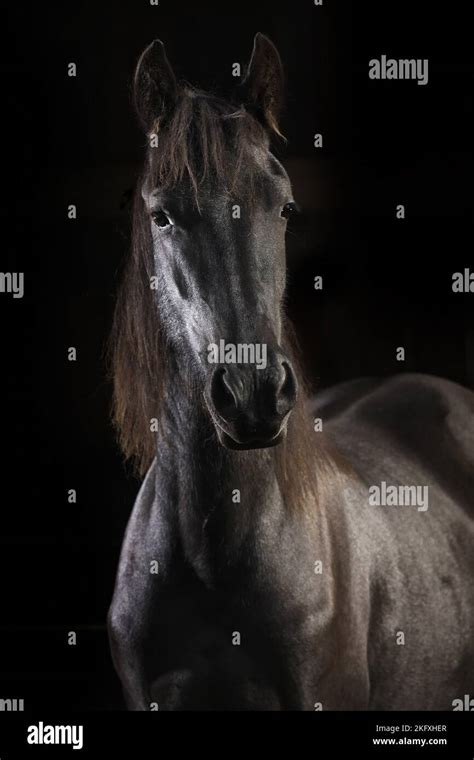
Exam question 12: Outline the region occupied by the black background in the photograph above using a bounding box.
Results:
[0,0,473,712]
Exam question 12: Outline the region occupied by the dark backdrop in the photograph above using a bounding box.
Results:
[0,0,472,710]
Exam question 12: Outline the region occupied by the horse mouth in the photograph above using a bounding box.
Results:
[204,387,292,450]
[214,422,288,450]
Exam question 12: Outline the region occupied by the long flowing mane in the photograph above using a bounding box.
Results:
[109,86,340,511]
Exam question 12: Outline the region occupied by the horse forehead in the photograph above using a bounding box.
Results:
[247,144,292,186]
[143,149,291,215]
[206,152,292,212]
[146,180,289,217]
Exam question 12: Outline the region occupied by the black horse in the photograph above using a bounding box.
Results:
[108,34,474,710]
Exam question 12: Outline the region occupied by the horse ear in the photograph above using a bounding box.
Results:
[239,33,285,135]
[134,39,178,133]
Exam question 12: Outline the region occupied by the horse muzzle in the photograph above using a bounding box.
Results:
[205,350,298,450]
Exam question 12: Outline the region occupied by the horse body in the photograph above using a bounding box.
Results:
[109,369,474,710]
[320,373,474,709]
[108,35,474,710]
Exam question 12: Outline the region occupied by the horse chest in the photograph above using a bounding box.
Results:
[147,565,339,710]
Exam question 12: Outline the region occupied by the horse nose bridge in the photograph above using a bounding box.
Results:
[213,250,274,331]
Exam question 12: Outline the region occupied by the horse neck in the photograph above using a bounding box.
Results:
[155,351,336,585]
[157,353,287,574]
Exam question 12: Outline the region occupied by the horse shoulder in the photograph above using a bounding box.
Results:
[108,457,180,708]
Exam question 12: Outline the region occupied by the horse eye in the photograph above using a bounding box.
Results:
[281,202,298,219]
[151,210,171,228]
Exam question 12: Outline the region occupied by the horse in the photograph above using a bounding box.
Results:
[108,33,474,710]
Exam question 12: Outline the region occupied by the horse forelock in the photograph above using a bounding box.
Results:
[144,87,273,203]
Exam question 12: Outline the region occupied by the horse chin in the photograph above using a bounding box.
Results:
[216,426,287,451]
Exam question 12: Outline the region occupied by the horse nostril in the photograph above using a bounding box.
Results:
[210,367,239,420]
[276,360,297,415]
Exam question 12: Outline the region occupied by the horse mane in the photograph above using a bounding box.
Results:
[109,86,338,512]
